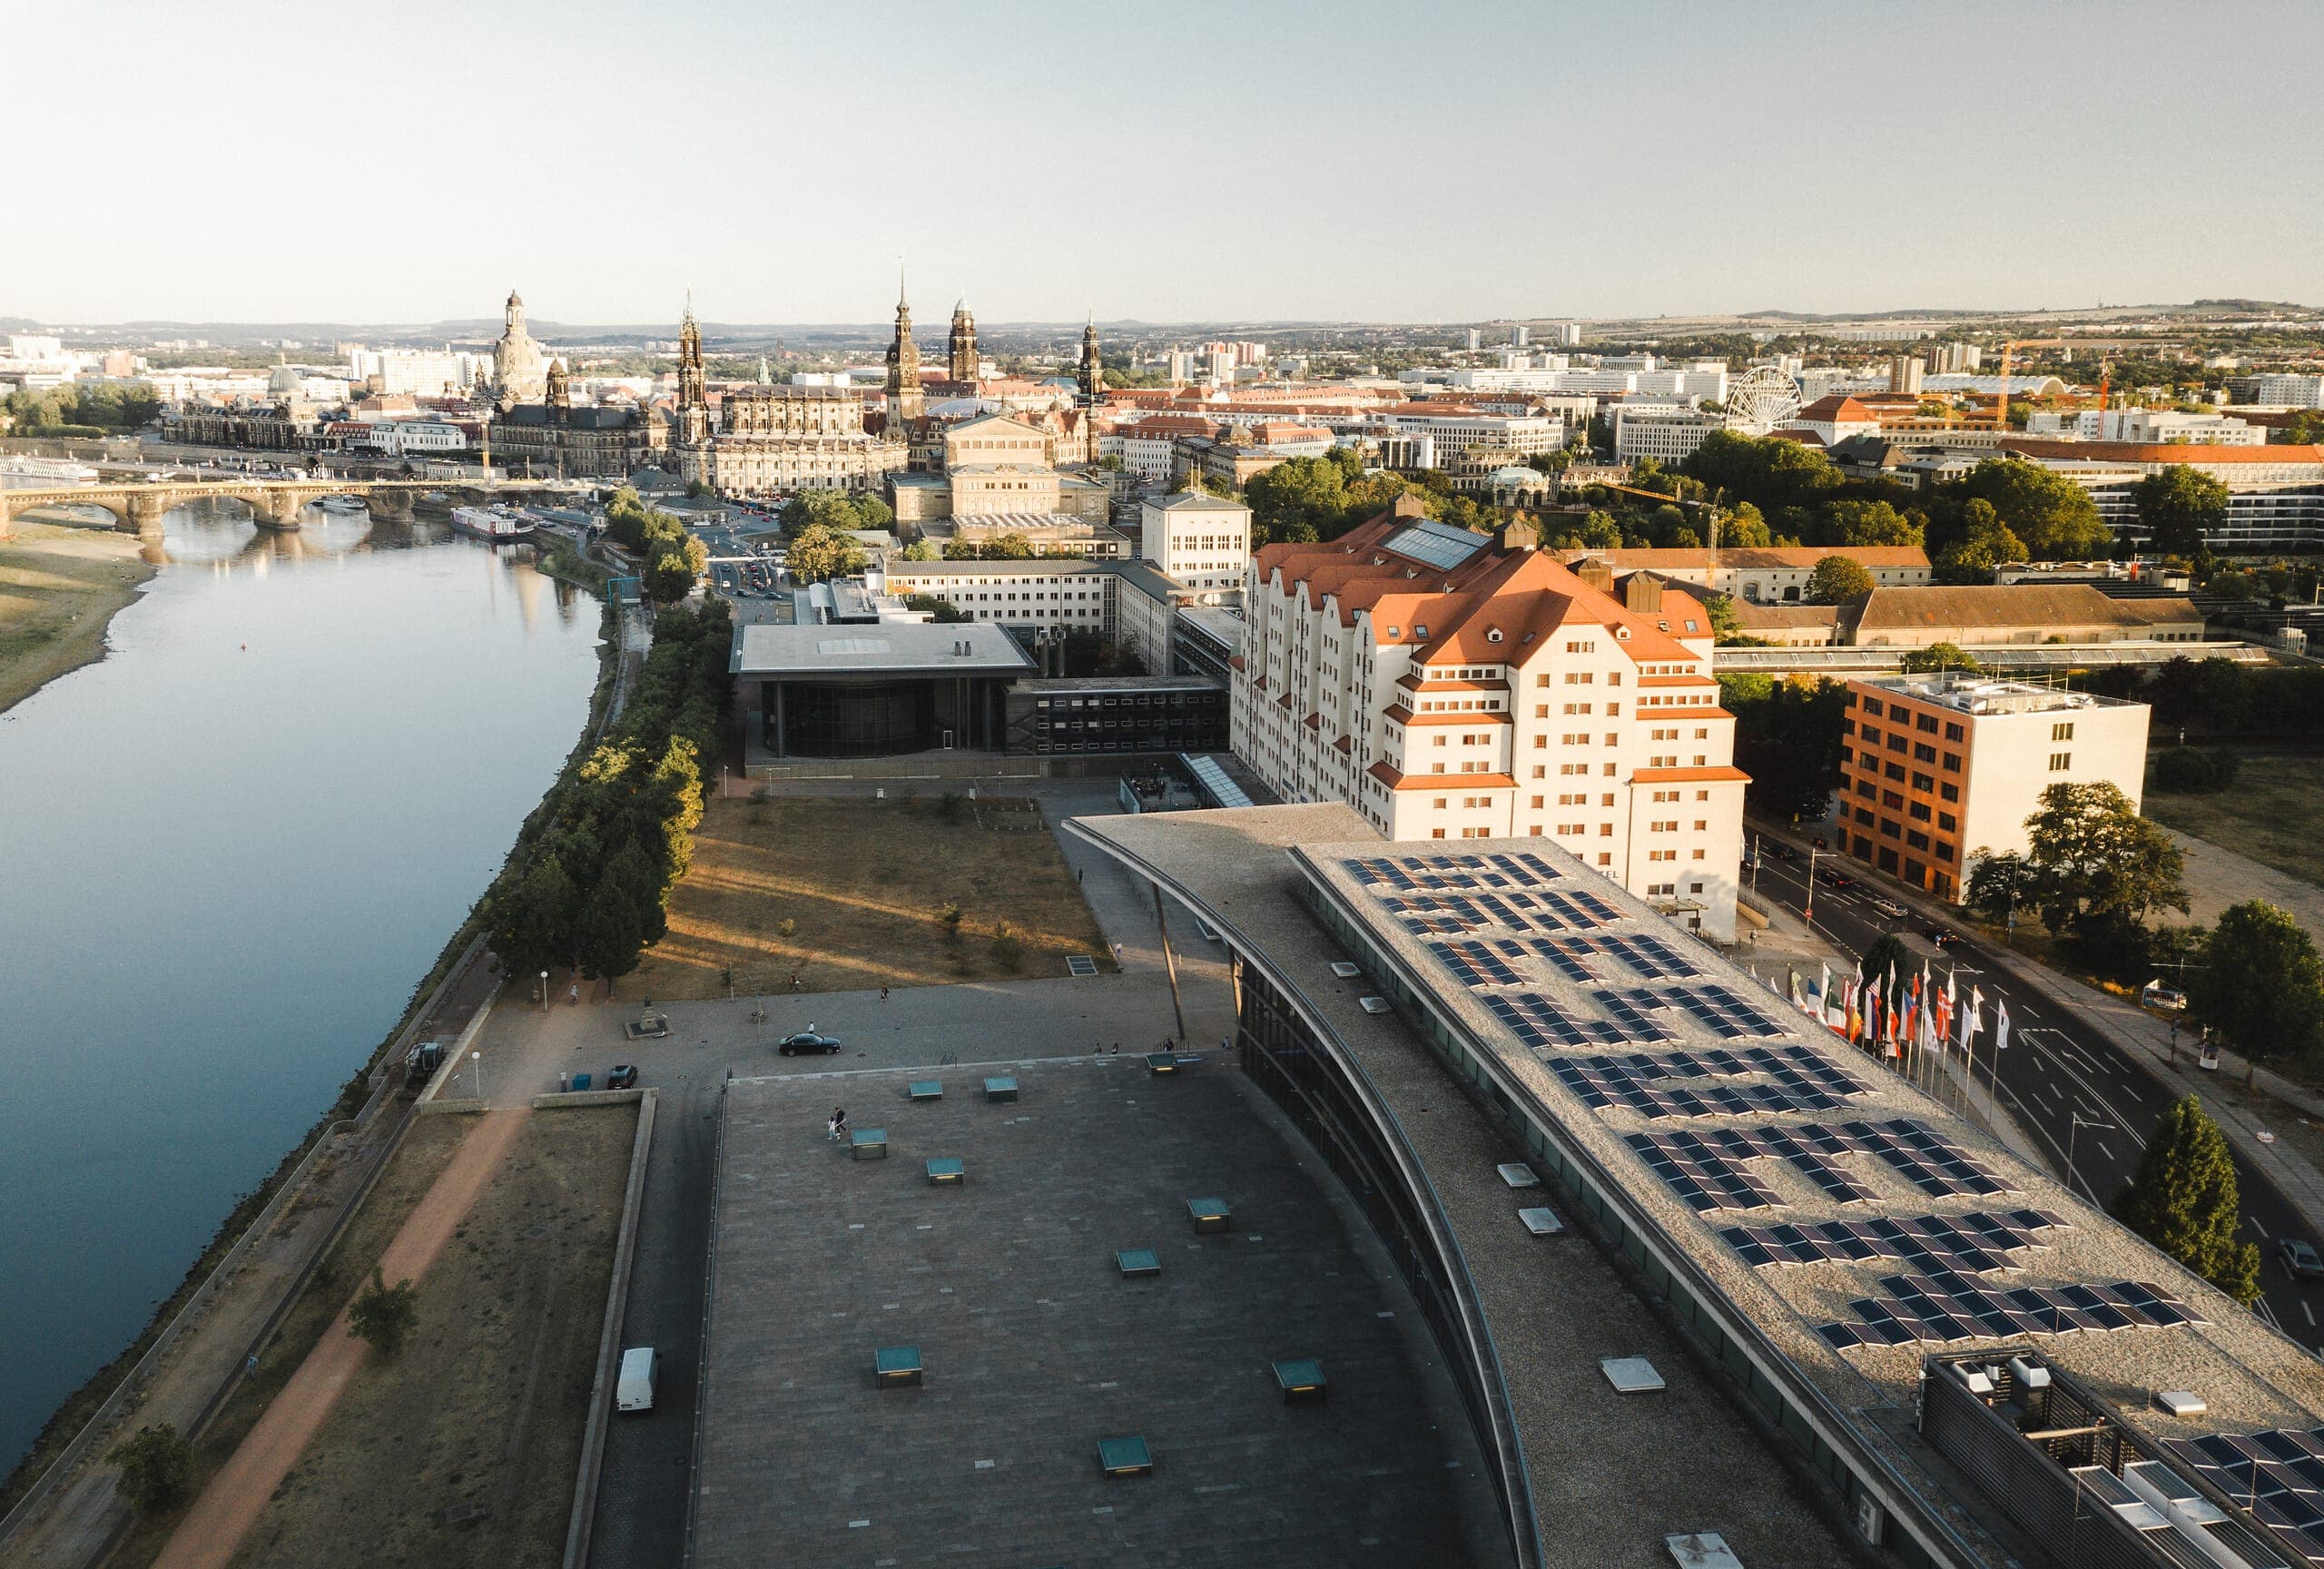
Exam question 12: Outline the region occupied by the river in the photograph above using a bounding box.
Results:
[0,500,606,1475]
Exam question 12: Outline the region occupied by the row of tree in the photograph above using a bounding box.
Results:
[2079,655,2324,739]
[603,488,706,601]
[487,600,732,992]
[2,383,162,436]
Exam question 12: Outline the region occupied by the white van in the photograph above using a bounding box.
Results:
[616,1347,658,1414]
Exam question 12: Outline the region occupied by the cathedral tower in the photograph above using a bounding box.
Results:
[1078,315,1103,405]
[675,293,710,446]
[947,299,978,384]
[885,270,924,427]
[546,358,571,423]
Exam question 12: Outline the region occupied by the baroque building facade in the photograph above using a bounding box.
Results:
[671,297,907,494]
[490,359,668,478]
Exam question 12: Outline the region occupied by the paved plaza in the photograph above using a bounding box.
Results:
[693,1061,1496,1567]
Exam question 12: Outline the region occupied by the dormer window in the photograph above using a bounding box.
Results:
[1485,629,1503,643]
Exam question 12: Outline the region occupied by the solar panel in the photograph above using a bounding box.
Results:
[1384,518,1492,571]
[1718,1210,2068,1274]
[1817,1272,2201,1349]
[2169,1430,2324,1549]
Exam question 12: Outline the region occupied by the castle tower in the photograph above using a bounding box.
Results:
[546,358,571,424]
[675,293,710,446]
[885,269,924,426]
[948,298,978,384]
[1078,315,1103,405]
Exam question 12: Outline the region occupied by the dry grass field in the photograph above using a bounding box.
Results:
[2142,752,2324,889]
[624,793,1113,1000]
[222,1106,636,1569]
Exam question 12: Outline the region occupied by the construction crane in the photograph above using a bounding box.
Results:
[1990,338,2076,429]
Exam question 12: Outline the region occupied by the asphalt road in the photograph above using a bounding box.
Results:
[1742,818,2324,1349]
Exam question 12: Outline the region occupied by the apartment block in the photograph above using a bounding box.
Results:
[1233,499,1744,938]
[1837,673,2151,903]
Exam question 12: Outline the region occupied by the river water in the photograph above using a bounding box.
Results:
[0,501,605,1475]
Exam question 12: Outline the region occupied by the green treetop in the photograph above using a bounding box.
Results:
[2112,1094,2260,1305]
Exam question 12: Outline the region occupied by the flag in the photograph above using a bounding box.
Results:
[1994,999,2011,1053]
[1959,985,1983,1051]
[1934,969,1956,1044]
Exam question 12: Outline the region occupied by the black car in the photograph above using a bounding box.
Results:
[778,1029,843,1056]
[1816,868,1856,890]
[1768,843,1800,862]
[606,1064,639,1090]
[2282,1238,2324,1279]
[1924,927,1960,949]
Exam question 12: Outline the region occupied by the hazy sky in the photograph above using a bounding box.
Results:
[8,0,2320,327]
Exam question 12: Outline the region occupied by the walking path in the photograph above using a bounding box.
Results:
[2162,824,2324,933]
[150,1109,533,1569]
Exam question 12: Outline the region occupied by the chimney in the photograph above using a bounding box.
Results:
[1494,516,1540,554]
[1623,573,1664,614]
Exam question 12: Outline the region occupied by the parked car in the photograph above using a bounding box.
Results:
[778,1028,843,1056]
[1924,927,1961,949]
[606,1064,638,1089]
[616,1347,658,1413]
[2282,1238,2324,1279]
[1870,897,1907,921]
[1815,868,1856,890]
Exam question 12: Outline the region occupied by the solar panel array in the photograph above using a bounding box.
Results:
[1816,1271,2200,1349]
[1555,1041,1865,1120]
[1721,1209,2067,1275]
[2166,1430,2324,1556]
[1344,845,2191,1362]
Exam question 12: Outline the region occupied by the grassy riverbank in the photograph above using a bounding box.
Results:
[0,523,153,715]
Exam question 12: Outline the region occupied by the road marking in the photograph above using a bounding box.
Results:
[2094,1140,2116,1163]
[2252,1216,2271,1238]
[2259,1299,2285,1332]
[2305,1302,2316,1328]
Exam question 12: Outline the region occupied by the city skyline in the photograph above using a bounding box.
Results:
[8,1,2324,325]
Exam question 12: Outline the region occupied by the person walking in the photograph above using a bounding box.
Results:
[568,982,579,1006]
[880,985,890,1003]
[828,1106,849,1141]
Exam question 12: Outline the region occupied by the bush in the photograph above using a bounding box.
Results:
[2150,748,2240,794]
[990,922,1025,973]
[109,1425,192,1515]
[347,1268,419,1358]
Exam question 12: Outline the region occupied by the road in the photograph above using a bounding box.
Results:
[1742,820,2324,1350]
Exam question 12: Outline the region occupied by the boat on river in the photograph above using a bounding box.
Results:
[450,504,537,542]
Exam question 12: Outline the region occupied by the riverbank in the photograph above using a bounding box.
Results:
[0,522,153,716]
[0,577,624,1546]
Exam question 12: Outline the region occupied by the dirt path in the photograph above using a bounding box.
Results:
[150,1110,532,1569]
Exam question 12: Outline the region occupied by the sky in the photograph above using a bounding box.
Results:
[6,0,2321,328]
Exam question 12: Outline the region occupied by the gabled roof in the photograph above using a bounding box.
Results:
[1795,394,1879,423]
[1842,584,2204,633]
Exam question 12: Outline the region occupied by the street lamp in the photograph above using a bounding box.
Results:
[541,969,550,1012]
[470,1050,484,1103]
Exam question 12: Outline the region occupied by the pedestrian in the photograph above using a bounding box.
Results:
[245,1353,259,1381]
[569,982,579,1005]
[880,985,890,1003]
[831,1106,849,1141]
[1111,1041,1120,1054]
[1077,867,1084,883]
[791,972,803,993]
[1113,942,1124,963]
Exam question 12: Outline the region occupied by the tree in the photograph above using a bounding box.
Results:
[1817,498,1922,548]
[1951,458,2110,559]
[2112,1095,2260,1306]
[348,1268,420,1357]
[2021,780,2190,936]
[980,532,1036,560]
[1932,498,2024,583]
[110,1425,193,1515]
[1718,501,1772,548]
[491,851,580,978]
[1899,642,1979,675]
[2190,902,2324,1066]
[905,593,971,623]
[899,538,939,561]
[1859,933,1912,995]
[1720,674,1847,818]
[2279,409,2324,446]
[786,522,867,583]
[1805,555,1875,605]
[2133,465,2230,557]
[1962,850,2029,927]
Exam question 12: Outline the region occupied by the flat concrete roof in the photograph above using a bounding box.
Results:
[730,619,1034,677]
[694,1060,1497,1567]
[1070,806,1862,1567]
[1071,806,2324,1568]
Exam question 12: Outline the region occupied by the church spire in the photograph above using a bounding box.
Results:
[1078,313,1103,406]
[885,264,923,426]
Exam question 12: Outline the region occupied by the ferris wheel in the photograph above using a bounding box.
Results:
[1725,366,1803,436]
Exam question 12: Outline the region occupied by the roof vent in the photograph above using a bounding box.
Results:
[2007,1356,2050,1390]
[1955,1366,1995,1396]
[1486,628,1503,643]
[1357,996,1391,1015]
[2155,1389,2207,1417]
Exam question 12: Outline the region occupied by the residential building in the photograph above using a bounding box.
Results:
[1105,413,1219,487]
[1234,499,1743,937]
[1785,394,1884,447]
[1886,356,1925,395]
[2025,410,2264,446]
[1139,488,1252,591]
[1837,672,2150,902]
[1610,404,1724,465]
[1559,545,1931,604]
[2243,373,2324,408]
[1367,410,1563,465]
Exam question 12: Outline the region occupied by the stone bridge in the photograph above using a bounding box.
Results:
[0,479,541,540]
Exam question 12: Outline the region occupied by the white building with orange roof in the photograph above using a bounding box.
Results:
[1232,496,1746,937]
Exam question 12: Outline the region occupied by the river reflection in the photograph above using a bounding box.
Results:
[0,501,604,1473]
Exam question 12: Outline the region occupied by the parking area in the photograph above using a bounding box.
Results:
[693,1060,1496,1567]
